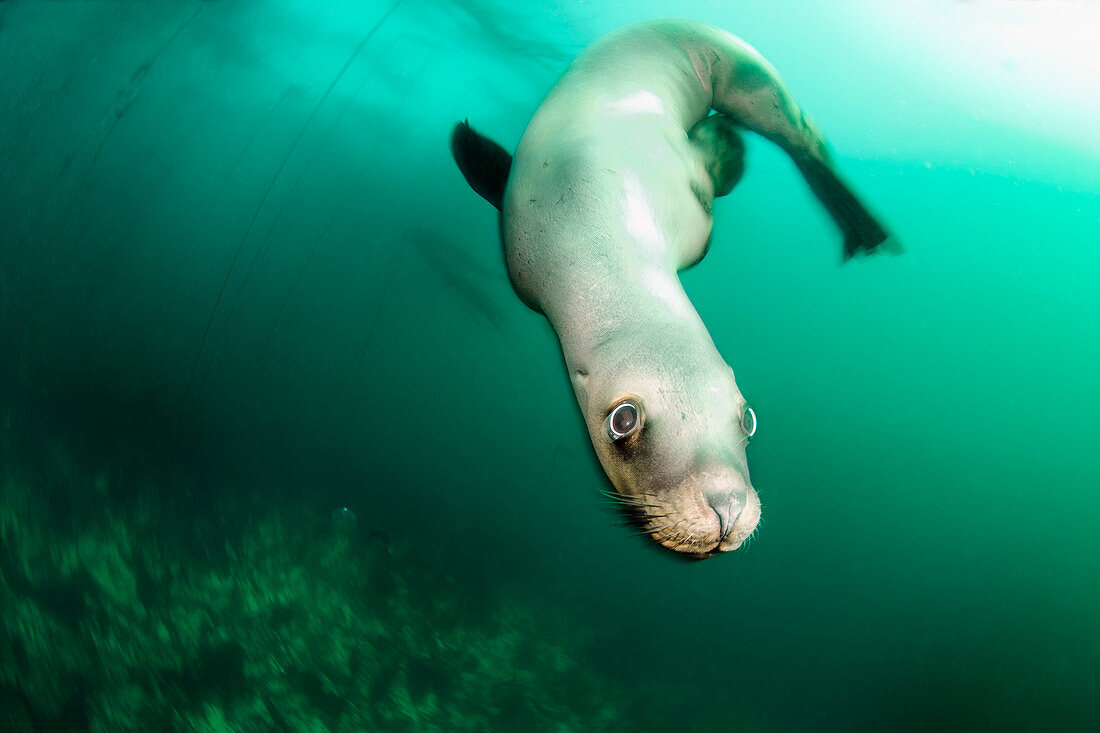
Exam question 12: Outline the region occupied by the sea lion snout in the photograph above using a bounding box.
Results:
[679,468,760,556]
[633,482,759,558]
[612,462,759,558]
[705,487,745,541]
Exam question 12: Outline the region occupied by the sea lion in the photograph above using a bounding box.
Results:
[451,19,896,559]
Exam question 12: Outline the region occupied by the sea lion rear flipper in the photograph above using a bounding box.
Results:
[450,120,512,211]
[792,155,903,260]
[688,114,745,198]
[692,24,900,260]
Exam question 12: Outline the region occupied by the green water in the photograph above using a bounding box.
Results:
[2,0,1098,730]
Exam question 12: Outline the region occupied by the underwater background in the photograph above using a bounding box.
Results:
[2,0,1098,730]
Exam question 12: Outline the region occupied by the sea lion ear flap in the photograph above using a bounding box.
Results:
[570,368,590,409]
[451,120,512,211]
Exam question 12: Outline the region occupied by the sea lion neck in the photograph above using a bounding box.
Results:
[544,261,715,384]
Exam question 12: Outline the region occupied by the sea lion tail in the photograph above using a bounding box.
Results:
[450,120,512,211]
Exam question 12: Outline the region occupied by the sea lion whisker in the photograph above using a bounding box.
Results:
[604,489,658,503]
[669,528,699,549]
[598,489,646,504]
[600,498,649,511]
[602,501,642,512]
[646,521,678,534]
[603,495,662,511]
[611,498,649,508]
[650,519,688,538]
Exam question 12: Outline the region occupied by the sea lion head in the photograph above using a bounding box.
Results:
[573,327,761,559]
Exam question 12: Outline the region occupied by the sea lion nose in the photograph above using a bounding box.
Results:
[705,490,746,540]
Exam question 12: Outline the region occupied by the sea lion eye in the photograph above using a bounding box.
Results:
[606,400,642,442]
[740,404,757,441]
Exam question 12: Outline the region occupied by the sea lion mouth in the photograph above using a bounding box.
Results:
[612,486,761,559]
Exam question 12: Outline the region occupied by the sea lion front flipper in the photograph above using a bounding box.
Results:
[792,154,902,259]
[450,120,512,212]
[688,114,745,198]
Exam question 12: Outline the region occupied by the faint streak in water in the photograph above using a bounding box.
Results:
[405,227,510,332]
[186,0,407,400]
[206,160,310,381]
[345,226,512,390]
[347,236,407,385]
[21,6,204,390]
[49,6,205,239]
[258,186,355,364]
[435,0,580,71]
[226,85,305,174]
[212,96,390,385]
